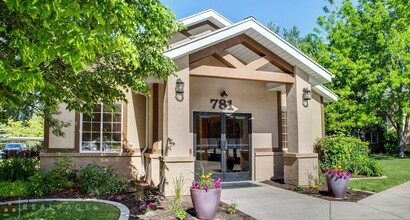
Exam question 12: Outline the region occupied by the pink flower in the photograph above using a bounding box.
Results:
[192,172,223,191]
[191,182,200,189]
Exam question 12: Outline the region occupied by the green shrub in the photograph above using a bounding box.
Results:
[315,135,384,177]
[0,181,31,198]
[355,157,384,176]
[169,202,186,220]
[294,185,304,192]
[78,163,128,195]
[384,130,399,155]
[0,157,37,182]
[50,157,74,189]
[228,200,237,214]
[29,157,74,196]
[29,171,57,196]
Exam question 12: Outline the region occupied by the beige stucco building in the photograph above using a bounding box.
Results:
[41,10,338,196]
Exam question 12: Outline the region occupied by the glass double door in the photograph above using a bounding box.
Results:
[194,112,251,181]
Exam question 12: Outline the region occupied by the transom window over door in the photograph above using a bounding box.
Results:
[80,103,123,153]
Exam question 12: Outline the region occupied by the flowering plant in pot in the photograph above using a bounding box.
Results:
[190,169,223,220]
[326,165,351,198]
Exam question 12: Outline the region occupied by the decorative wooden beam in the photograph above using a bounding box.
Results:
[190,65,294,83]
[241,39,293,73]
[189,34,294,74]
[189,35,248,64]
[245,55,275,70]
[213,51,245,68]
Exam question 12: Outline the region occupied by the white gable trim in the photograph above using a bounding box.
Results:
[165,18,249,59]
[312,85,338,103]
[178,9,232,28]
[165,17,334,85]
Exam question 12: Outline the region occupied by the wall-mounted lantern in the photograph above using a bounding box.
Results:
[302,88,311,107]
[303,88,312,101]
[175,78,184,101]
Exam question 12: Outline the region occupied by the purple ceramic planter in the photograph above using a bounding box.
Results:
[190,188,221,220]
[326,174,350,198]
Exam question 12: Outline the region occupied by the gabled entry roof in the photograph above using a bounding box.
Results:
[178,9,232,29]
[166,9,338,102]
[165,9,335,87]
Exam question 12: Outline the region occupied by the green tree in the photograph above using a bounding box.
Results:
[267,23,331,66]
[4,115,44,137]
[0,0,182,129]
[267,23,303,47]
[318,0,410,157]
[0,123,9,142]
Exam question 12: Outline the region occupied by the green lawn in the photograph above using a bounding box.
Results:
[349,155,410,192]
[0,201,120,220]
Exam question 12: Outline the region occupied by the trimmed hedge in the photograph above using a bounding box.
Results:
[314,135,384,176]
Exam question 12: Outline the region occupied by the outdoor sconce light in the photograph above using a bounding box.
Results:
[175,78,184,101]
[303,88,312,100]
[220,91,228,98]
[302,87,311,107]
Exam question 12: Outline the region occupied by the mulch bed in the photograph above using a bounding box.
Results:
[1,182,255,220]
[2,179,373,219]
[261,179,373,202]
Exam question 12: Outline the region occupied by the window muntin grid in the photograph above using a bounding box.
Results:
[80,104,123,153]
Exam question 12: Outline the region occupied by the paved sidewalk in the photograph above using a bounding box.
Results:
[221,181,410,220]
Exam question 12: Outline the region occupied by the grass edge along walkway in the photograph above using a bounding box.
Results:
[0,199,126,220]
[349,155,410,193]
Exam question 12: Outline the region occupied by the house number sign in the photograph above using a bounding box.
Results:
[210,99,233,110]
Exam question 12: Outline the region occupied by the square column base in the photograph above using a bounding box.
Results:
[144,153,161,186]
[254,150,284,180]
[159,156,195,196]
[283,153,318,186]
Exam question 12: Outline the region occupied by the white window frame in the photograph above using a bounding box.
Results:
[79,103,124,153]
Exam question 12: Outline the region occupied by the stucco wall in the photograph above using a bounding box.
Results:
[48,91,146,152]
[48,104,76,149]
[190,77,279,149]
[286,67,323,154]
[128,92,146,150]
[162,56,193,157]
[310,92,324,144]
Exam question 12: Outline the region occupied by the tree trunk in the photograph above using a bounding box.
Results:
[398,129,405,158]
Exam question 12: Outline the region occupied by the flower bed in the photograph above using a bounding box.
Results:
[0,182,255,220]
[262,179,372,202]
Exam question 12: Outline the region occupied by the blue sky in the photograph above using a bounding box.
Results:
[160,0,327,36]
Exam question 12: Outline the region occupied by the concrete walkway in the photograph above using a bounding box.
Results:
[221,181,410,220]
